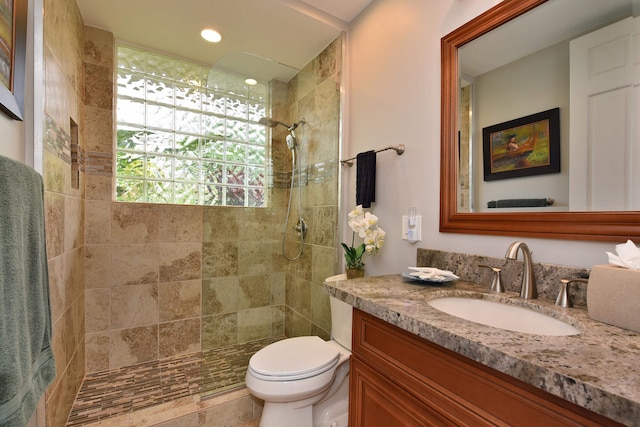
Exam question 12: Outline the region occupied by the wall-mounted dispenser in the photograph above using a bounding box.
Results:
[402,206,421,243]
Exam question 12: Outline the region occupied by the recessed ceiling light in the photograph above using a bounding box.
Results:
[201,28,222,43]
[245,78,257,86]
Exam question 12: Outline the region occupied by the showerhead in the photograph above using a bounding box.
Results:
[259,117,306,132]
[259,117,291,129]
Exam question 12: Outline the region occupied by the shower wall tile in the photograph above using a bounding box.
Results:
[85,244,110,289]
[285,307,311,338]
[237,241,273,276]
[271,306,285,337]
[48,256,65,323]
[159,280,201,322]
[311,283,331,333]
[202,313,237,350]
[110,325,159,369]
[202,277,239,316]
[85,200,111,244]
[203,207,240,240]
[158,243,201,282]
[110,244,158,287]
[85,174,112,201]
[64,195,84,251]
[84,63,113,109]
[237,307,272,343]
[202,241,238,278]
[83,105,113,153]
[158,205,203,242]
[85,332,109,373]
[111,203,160,243]
[311,245,337,287]
[158,318,201,358]
[110,283,158,329]
[270,272,286,305]
[84,26,113,68]
[85,288,110,332]
[44,192,65,259]
[197,393,255,427]
[238,274,271,309]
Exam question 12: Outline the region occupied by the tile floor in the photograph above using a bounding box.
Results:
[67,337,283,426]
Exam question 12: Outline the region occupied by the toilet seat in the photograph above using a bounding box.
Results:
[248,336,340,381]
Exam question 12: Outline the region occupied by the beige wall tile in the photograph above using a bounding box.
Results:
[159,280,201,322]
[84,105,114,153]
[158,205,203,243]
[47,256,66,323]
[64,195,84,251]
[84,26,113,67]
[202,241,238,278]
[203,207,240,241]
[158,243,202,282]
[85,333,109,373]
[111,204,159,243]
[44,192,64,259]
[202,314,237,350]
[238,275,270,310]
[197,394,254,427]
[202,277,239,316]
[84,63,113,109]
[85,288,110,333]
[109,325,158,369]
[237,307,272,343]
[110,283,158,329]
[85,200,111,244]
[158,318,201,358]
[237,241,272,276]
[86,174,113,201]
[110,244,158,287]
[85,244,110,288]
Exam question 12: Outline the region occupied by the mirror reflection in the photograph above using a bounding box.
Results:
[457,0,638,213]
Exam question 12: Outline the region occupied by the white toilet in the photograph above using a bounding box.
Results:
[245,274,352,427]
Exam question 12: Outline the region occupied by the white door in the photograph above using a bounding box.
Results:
[569,16,639,211]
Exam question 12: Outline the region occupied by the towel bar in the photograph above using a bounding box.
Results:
[341,144,405,167]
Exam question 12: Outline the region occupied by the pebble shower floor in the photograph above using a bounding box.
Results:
[66,337,282,426]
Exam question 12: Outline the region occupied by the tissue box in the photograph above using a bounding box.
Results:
[588,264,640,332]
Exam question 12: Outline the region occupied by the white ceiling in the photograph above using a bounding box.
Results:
[76,0,373,82]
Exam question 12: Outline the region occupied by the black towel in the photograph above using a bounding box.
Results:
[356,150,376,208]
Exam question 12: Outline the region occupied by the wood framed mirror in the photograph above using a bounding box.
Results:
[440,0,640,242]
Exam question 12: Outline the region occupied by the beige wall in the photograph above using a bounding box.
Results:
[347,0,613,273]
[42,0,86,425]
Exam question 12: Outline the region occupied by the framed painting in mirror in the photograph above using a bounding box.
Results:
[482,107,560,181]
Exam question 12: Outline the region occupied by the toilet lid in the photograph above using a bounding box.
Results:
[249,336,340,381]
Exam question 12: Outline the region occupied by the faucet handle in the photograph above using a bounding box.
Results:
[478,264,505,293]
[555,278,589,308]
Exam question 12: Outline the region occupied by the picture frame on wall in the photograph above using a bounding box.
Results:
[0,0,27,121]
[482,107,560,181]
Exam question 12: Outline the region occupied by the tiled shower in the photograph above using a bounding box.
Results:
[42,0,343,424]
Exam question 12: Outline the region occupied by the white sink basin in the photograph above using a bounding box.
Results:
[428,297,580,336]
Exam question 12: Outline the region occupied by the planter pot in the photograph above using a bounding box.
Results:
[346,267,365,279]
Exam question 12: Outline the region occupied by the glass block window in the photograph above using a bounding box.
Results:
[115,44,269,207]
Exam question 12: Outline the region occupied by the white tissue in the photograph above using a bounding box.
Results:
[408,266,459,281]
[606,240,640,270]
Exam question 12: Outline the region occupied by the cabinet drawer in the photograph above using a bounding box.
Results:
[353,309,620,427]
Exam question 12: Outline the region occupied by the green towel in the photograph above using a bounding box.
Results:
[0,155,56,427]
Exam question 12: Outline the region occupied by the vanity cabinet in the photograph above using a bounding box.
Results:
[349,309,621,426]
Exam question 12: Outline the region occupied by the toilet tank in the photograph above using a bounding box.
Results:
[325,274,353,351]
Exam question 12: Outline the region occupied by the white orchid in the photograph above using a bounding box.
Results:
[342,205,385,269]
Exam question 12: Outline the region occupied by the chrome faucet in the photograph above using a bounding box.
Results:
[505,241,537,299]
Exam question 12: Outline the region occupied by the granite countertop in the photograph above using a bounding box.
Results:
[324,274,640,426]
